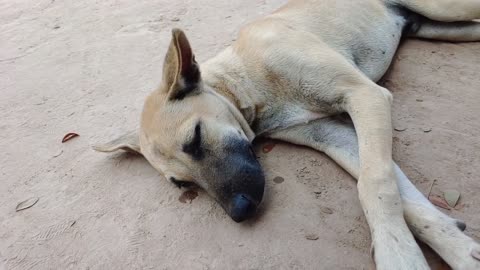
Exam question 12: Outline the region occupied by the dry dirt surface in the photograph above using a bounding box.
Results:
[1,1,479,269]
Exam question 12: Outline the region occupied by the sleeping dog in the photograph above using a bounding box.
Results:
[95,0,480,269]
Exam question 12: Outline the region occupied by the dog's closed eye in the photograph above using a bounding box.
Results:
[170,177,196,188]
[182,122,204,160]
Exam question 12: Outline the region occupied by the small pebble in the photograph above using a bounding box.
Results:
[273,176,284,184]
[422,127,432,133]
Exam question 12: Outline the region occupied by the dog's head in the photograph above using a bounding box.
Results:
[94,29,264,222]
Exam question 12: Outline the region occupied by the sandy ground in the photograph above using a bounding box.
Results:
[1,0,480,269]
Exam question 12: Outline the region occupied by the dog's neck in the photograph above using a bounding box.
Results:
[201,47,260,128]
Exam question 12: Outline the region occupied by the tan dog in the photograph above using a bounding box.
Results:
[94,0,480,269]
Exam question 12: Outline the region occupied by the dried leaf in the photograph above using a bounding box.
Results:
[320,207,334,215]
[262,142,276,153]
[16,197,39,212]
[305,234,319,240]
[443,189,461,208]
[62,133,79,143]
[179,190,198,204]
[429,195,451,210]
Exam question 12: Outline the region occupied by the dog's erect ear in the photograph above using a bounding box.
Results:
[93,130,142,155]
[162,28,201,100]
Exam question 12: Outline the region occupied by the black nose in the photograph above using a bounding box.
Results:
[230,194,257,223]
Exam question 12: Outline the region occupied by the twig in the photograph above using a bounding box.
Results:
[427,179,436,199]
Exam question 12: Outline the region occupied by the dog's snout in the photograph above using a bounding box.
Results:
[202,137,265,222]
[230,194,257,223]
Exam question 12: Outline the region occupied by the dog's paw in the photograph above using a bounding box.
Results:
[451,243,480,270]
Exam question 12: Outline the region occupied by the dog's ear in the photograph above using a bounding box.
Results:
[93,130,142,155]
[162,28,201,100]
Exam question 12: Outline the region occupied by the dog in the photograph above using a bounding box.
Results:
[94,0,480,269]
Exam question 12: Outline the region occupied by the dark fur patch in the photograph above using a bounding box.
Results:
[182,122,204,160]
[388,4,425,36]
[171,81,199,100]
[456,220,467,231]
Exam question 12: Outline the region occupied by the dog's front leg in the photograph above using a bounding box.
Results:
[270,116,480,270]
[271,77,427,268]
[336,83,428,269]
[258,36,425,267]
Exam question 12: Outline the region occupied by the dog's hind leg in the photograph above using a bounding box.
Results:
[391,0,480,21]
[270,117,480,270]
[410,20,480,42]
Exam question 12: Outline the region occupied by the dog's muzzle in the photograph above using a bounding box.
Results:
[207,137,265,222]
